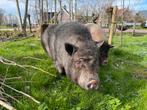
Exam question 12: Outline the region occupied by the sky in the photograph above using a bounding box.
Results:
[113,0,147,11]
[0,0,24,16]
[0,0,147,16]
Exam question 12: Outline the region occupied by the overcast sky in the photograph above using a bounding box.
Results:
[0,0,147,16]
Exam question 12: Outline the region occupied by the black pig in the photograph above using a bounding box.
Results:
[41,22,100,90]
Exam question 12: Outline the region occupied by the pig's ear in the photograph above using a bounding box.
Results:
[65,43,78,56]
[95,41,104,47]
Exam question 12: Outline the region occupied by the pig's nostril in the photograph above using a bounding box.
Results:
[87,80,97,89]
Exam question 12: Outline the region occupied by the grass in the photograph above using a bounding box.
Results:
[0,34,147,110]
[0,25,13,29]
[129,25,145,29]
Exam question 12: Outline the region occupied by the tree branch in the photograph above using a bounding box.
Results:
[0,82,40,104]
[0,56,56,77]
[0,100,16,110]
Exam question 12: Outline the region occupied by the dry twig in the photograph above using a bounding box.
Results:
[5,77,22,80]
[0,82,40,104]
[1,91,20,103]
[0,56,56,77]
[22,56,44,61]
[0,100,16,110]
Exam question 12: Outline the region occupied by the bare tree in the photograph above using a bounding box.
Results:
[74,0,77,20]
[59,0,63,22]
[15,0,23,30]
[46,0,49,23]
[39,0,44,25]
[69,0,73,20]
[34,0,39,24]
[27,14,32,32]
[0,9,4,25]
[22,0,29,33]
[54,0,58,23]
[120,0,125,46]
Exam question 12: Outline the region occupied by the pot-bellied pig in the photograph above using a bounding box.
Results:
[85,23,113,65]
[41,22,100,90]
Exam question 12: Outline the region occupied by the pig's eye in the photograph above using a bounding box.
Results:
[82,58,92,63]
[84,59,90,62]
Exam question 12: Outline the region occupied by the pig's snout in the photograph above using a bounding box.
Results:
[87,79,98,90]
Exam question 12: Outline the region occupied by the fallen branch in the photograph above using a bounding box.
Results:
[6,81,36,84]
[0,82,40,104]
[1,91,20,103]
[0,56,56,77]
[0,100,16,110]
[22,56,44,61]
[5,76,22,80]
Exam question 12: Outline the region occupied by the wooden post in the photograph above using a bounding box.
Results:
[108,6,117,45]
[106,7,113,28]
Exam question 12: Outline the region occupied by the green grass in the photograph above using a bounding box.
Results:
[129,26,145,29]
[0,25,13,29]
[0,35,147,110]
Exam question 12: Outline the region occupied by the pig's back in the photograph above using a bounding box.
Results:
[55,22,91,41]
[53,22,92,64]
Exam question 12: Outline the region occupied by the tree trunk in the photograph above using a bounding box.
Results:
[35,0,39,24]
[59,0,62,22]
[54,0,58,24]
[41,0,44,24]
[50,0,53,23]
[39,0,44,25]
[132,21,136,36]
[15,0,23,31]
[46,0,49,23]
[69,0,73,20]
[69,0,71,20]
[71,0,73,20]
[120,0,125,46]
[74,0,77,21]
[27,14,32,33]
[22,0,29,34]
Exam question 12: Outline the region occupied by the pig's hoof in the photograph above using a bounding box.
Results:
[57,67,63,74]
[57,67,66,75]
[55,63,64,74]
